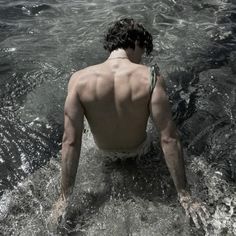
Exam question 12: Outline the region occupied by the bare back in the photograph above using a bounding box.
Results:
[74,59,151,151]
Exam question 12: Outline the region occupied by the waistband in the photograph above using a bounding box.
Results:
[97,134,152,161]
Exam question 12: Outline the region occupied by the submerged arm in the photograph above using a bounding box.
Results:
[149,76,209,228]
[150,76,187,193]
[61,74,84,200]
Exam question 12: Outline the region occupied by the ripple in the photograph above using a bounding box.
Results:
[2,47,16,52]
[21,4,52,16]
[0,0,235,234]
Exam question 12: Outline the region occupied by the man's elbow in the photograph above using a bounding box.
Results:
[62,133,77,147]
[161,133,179,146]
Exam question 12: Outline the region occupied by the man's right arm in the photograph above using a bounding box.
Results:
[149,75,209,228]
[149,76,188,194]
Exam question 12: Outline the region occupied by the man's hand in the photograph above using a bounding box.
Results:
[51,196,68,225]
[51,196,76,234]
[178,191,210,229]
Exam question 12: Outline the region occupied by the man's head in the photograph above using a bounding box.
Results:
[103,18,153,57]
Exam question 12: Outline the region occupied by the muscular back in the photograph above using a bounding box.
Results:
[74,59,151,151]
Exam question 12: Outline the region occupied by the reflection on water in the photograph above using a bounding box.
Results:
[0,0,236,235]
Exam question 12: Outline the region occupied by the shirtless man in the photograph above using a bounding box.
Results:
[55,18,208,229]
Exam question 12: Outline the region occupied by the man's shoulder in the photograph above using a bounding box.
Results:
[134,64,149,71]
[69,65,97,82]
[71,63,105,80]
[71,66,93,78]
[68,68,88,91]
[68,65,102,94]
[132,64,150,79]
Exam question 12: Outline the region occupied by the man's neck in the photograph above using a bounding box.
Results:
[107,48,140,64]
[108,49,129,60]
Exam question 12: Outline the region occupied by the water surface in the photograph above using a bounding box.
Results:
[0,0,236,235]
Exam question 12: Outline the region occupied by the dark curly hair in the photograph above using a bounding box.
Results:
[103,18,153,55]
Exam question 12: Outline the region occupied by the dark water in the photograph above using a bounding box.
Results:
[0,0,236,235]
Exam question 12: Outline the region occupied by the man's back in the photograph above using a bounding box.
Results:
[74,59,152,151]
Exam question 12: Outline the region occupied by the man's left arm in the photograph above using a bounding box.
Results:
[61,74,84,200]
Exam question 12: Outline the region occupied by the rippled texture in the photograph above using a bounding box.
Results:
[0,0,236,235]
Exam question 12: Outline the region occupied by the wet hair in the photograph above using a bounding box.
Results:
[103,18,153,55]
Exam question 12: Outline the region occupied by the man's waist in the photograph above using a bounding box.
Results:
[97,134,152,160]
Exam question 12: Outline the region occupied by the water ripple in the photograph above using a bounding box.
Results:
[0,0,235,235]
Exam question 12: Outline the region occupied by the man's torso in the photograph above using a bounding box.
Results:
[74,59,154,151]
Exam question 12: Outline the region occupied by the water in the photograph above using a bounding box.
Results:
[0,0,235,235]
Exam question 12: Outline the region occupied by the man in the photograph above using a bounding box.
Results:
[55,18,208,229]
